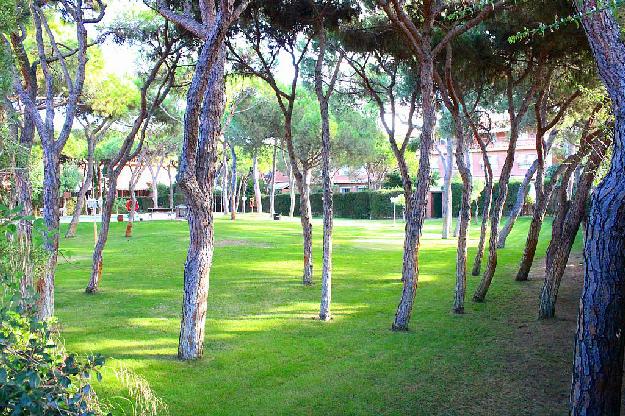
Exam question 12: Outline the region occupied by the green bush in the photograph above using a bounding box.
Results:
[262,189,403,219]
[261,181,524,220]
[0,205,106,415]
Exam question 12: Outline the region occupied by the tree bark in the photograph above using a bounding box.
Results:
[66,134,96,238]
[229,143,237,220]
[314,27,341,320]
[176,44,226,360]
[222,142,229,215]
[516,144,587,281]
[269,139,277,217]
[86,177,116,294]
[253,153,262,213]
[167,163,174,209]
[497,130,559,249]
[441,138,454,239]
[473,69,539,302]
[392,53,436,331]
[300,167,313,286]
[471,137,493,276]
[538,136,609,319]
[452,130,472,314]
[38,150,61,319]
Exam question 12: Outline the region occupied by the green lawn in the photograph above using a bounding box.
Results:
[56,214,572,415]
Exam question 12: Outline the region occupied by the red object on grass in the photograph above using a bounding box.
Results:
[125,199,139,212]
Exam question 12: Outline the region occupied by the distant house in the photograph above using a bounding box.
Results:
[268,168,369,194]
[426,126,554,218]
[331,170,369,193]
[114,161,176,199]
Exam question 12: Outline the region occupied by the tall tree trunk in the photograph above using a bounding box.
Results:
[453,132,472,314]
[222,143,229,215]
[471,140,493,276]
[281,146,295,217]
[314,28,340,320]
[392,54,435,331]
[126,186,137,238]
[539,136,610,319]
[86,177,116,294]
[300,167,313,286]
[473,70,539,301]
[497,161,537,249]
[175,42,226,360]
[38,151,61,319]
[515,194,549,281]
[167,165,174,209]
[498,131,556,249]
[66,136,95,238]
[253,153,262,213]
[516,146,587,281]
[229,144,237,220]
[442,138,454,239]
[269,139,277,217]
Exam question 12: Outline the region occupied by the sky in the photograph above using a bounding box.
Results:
[98,1,295,84]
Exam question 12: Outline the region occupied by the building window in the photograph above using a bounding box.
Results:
[340,187,351,193]
[519,154,537,169]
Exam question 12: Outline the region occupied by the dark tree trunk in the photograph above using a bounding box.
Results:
[539,134,610,319]
[515,195,549,281]
[66,135,95,238]
[570,3,625,413]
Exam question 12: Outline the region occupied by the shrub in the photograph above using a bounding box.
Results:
[0,205,106,416]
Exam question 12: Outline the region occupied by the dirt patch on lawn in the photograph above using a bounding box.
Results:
[502,253,585,415]
[215,239,272,248]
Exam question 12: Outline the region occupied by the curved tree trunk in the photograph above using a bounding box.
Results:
[66,137,95,238]
[515,195,549,281]
[175,42,226,360]
[86,179,116,294]
[474,125,524,301]
[497,160,537,249]
[539,135,610,319]
[498,131,556,249]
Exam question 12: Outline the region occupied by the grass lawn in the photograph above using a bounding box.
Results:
[55,214,578,415]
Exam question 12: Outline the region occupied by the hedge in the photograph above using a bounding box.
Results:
[262,181,524,220]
